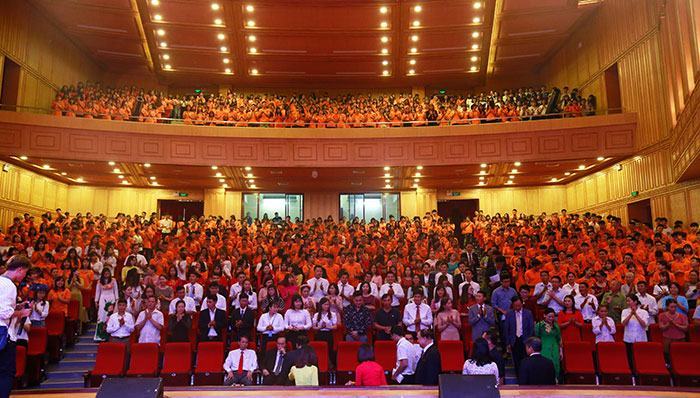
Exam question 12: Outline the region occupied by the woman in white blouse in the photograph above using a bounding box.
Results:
[312,297,338,363]
[591,305,616,343]
[29,285,50,327]
[284,294,312,346]
[621,294,649,344]
[257,302,285,350]
[462,337,499,387]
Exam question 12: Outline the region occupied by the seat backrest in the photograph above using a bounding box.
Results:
[438,340,465,372]
[373,341,396,371]
[93,342,126,373]
[632,342,666,372]
[27,327,48,355]
[162,342,192,372]
[648,324,663,343]
[195,342,224,372]
[67,300,80,321]
[597,342,629,372]
[45,311,66,335]
[129,343,159,371]
[336,341,361,372]
[230,341,256,351]
[670,342,700,372]
[581,323,596,344]
[308,341,329,372]
[563,341,594,372]
[15,345,26,377]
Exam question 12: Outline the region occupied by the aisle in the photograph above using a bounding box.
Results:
[38,323,97,389]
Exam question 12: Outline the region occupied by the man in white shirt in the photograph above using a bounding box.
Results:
[357,272,379,298]
[124,244,147,268]
[574,282,598,321]
[307,266,329,303]
[184,272,204,307]
[433,262,454,286]
[223,336,258,386]
[159,215,174,235]
[379,272,405,307]
[207,283,227,311]
[169,286,197,314]
[533,271,553,306]
[228,272,246,301]
[544,276,566,314]
[636,281,658,324]
[106,299,135,343]
[591,305,616,343]
[391,326,420,384]
[135,296,164,344]
[337,271,355,307]
[458,270,480,300]
[0,256,30,398]
[402,291,433,333]
[561,272,579,297]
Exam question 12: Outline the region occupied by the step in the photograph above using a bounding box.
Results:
[71,343,99,352]
[38,378,84,389]
[52,359,95,369]
[45,370,86,380]
[64,351,97,359]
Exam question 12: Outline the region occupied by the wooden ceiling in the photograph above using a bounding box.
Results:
[5,156,618,191]
[29,0,601,89]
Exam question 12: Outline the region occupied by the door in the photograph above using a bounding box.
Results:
[157,199,204,221]
[437,199,479,243]
[627,199,652,228]
[1,58,20,111]
[604,63,621,114]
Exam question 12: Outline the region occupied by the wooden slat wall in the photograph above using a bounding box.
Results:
[0,164,68,229]
[0,0,102,110]
[65,186,204,217]
[436,186,566,216]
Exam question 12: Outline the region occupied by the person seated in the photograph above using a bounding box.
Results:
[230,293,255,341]
[518,337,556,385]
[261,336,288,386]
[168,299,191,342]
[257,302,285,350]
[223,335,258,386]
[374,294,401,341]
[288,346,319,386]
[462,337,499,386]
[344,292,373,342]
[347,344,387,386]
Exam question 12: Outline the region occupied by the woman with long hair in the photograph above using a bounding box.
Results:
[313,297,338,363]
[94,268,118,341]
[462,337,499,386]
[557,294,584,342]
[435,297,461,341]
[284,294,312,346]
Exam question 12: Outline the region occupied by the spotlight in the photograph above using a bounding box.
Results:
[217,33,225,40]
[19,156,28,160]
[246,4,254,12]
[211,165,218,170]
[380,6,388,14]
[473,2,482,9]
[157,29,165,36]
[469,66,478,72]
[248,35,256,42]
[470,55,478,62]
[247,20,256,27]
[164,64,172,70]
[162,54,170,60]
[381,36,389,43]
[220,46,228,52]
[409,59,416,65]
[382,60,389,66]
[108,161,116,166]
[412,20,420,27]
[578,165,586,170]
[473,16,482,24]
[223,58,230,64]
[410,47,418,54]
[411,35,419,42]
[153,14,162,21]
[382,70,390,76]
[597,156,605,161]
[514,161,522,167]
[214,18,223,25]
[249,47,257,54]
[471,31,480,38]
[408,69,415,75]
[414,5,422,12]
[251,68,259,75]
[244,166,252,171]
[471,44,479,50]
[143,163,151,168]
[150,176,156,180]
[225,68,232,74]
[380,21,388,28]
[151,0,159,5]
[211,3,220,11]
[480,163,487,168]
[383,166,390,171]
[381,48,389,55]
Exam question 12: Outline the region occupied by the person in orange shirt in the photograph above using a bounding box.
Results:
[48,277,72,316]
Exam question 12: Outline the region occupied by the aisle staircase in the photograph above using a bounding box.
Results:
[38,323,97,389]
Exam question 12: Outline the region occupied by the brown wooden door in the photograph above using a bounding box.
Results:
[437,199,479,244]
[157,200,204,221]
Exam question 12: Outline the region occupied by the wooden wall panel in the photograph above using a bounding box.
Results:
[65,186,203,217]
[0,163,68,229]
[436,186,566,215]
[304,191,340,220]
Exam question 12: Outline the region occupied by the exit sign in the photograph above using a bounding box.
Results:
[449,192,461,197]
[178,192,189,197]
[631,191,639,197]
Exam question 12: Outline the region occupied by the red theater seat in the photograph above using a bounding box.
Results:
[670,342,700,387]
[647,323,663,343]
[581,323,596,344]
[597,342,632,385]
[45,311,66,362]
[308,341,329,384]
[562,341,596,384]
[14,345,26,388]
[690,324,700,343]
[194,342,224,386]
[632,342,670,385]
[126,343,159,377]
[374,340,396,373]
[335,341,361,385]
[85,342,126,387]
[26,326,48,386]
[230,340,257,352]
[438,340,465,373]
[160,342,192,386]
[65,300,80,345]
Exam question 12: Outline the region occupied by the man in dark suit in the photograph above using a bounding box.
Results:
[230,293,255,340]
[518,337,556,385]
[468,291,496,341]
[463,243,480,271]
[413,329,441,385]
[198,295,227,342]
[261,336,288,385]
[504,296,534,375]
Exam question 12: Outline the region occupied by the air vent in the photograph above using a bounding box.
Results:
[352,170,366,174]
[277,182,289,186]
[350,181,363,186]
[269,170,283,175]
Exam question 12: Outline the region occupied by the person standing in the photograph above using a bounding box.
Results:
[413,329,441,385]
[468,291,495,341]
[402,291,433,334]
[135,296,164,344]
[504,296,534,375]
[106,299,135,343]
[534,308,561,382]
[0,256,31,398]
[518,337,556,385]
[390,326,419,385]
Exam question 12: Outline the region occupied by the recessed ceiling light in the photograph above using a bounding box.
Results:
[415,172,422,177]
[246,173,254,178]
[19,156,27,160]
[383,166,390,171]
[471,44,479,50]
[478,181,485,186]
[164,64,172,70]
[381,36,389,43]
[380,21,388,28]
[480,163,487,168]
[112,168,121,173]
[416,166,423,170]
[162,54,170,60]
[118,175,124,179]
[479,170,486,175]
[514,161,522,167]
[223,183,229,188]
[412,183,419,188]
[217,33,225,40]
[214,18,223,25]
[121,180,129,185]
[384,173,391,178]
[156,29,165,36]
[247,20,255,27]
[410,47,418,53]
[76,177,85,183]
[385,179,391,183]
[578,165,586,170]
[249,47,257,54]
[211,165,218,170]
[414,178,420,183]
[151,182,159,186]
[159,41,167,48]
[411,35,419,42]
[379,6,388,14]
[509,175,515,180]
[246,4,254,12]
[150,176,156,180]
[564,172,572,176]
[248,35,256,42]
[42,164,51,169]
[510,169,518,173]
[60,172,67,176]
[382,70,390,76]
[250,184,256,189]
[408,69,415,75]
[412,20,420,27]
[470,66,478,72]
[409,59,416,65]
[244,166,252,171]
[211,3,220,11]
[153,14,162,21]
[108,161,115,166]
[471,31,480,38]
[597,156,605,161]
[215,172,223,177]
[550,178,558,182]
[470,55,478,62]
[143,163,151,168]
[505,180,513,185]
[381,48,389,54]
[251,68,259,75]
[385,184,392,189]
[220,46,228,52]
[382,60,389,66]
[473,2,482,9]
[473,16,482,24]
[479,176,484,181]
[225,68,232,74]
[414,5,422,12]
[150,0,159,5]
[223,58,230,64]
[219,178,225,183]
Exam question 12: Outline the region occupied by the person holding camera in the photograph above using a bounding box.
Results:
[0,256,31,397]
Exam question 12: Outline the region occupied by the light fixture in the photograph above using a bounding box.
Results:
[384,179,391,183]
[381,36,389,43]
[473,16,482,24]
[223,183,229,188]
[156,29,165,36]
[214,18,223,25]
[380,21,388,28]
[379,6,388,14]
[381,48,389,55]
[416,165,423,170]
[248,35,256,42]
[550,178,558,182]
[219,178,225,183]
[225,68,232,74]
[211,165,218,170]
[411,35,419,42]
[215,172,223,177]
[246,4,254,12]
[478,181,485,186]
[162,54,170,60]
[220,46,228,52]
[408,69,415,75]
[382,70,389,76]
[469,66,478,72]
[143,163,151,168]
[19,156,28,160]
[383,166,390,171]
[153,14,162,21]
[249,47,257,54]
[244,166,252,171]
[223,58,230,64]
[112,168,121,173]
[510,168,518,173]
[217,33,225,40]
[246,173,253,178]
[211,3,220,11]
[250,184,257,189]
[385,184,392,189]
[470,55,478,62]
[479,170,486,175]
[159,41,167,48]
[60,172,67,176]
[150,176,156,180]
[473,2,482,9]
[578,165,586,170]
[410,47,418,54]
[412,20,420,27]
[121,180,129,185]
[564,172,572,176]
[480,163,487,168]
[118,175,125,179]
[247,20,255,27]
[414,5,422,12]
[251,68,259,75]
[42,164,51,170]
[164,64,172,70]
[384,173,391,178]
[151,182,159,186]
[76,177,85,183]
[150,0,159,5]
[505,180,513,185]
[471,31,480,38]
[382,60,389,66]
[514,161,522,167]
[597,156,605,161]
[412,183,419,188]
[415,172,422,177]
[479,176,484,181]
[414,178,420,183]
[409,59,416,65]
[509,175,515,180]
[108,161,116,166]
[471,44,479,50]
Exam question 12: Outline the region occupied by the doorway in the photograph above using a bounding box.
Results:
[437,199,479,240]
[1,57,21,111]
[627,199,652,228]
[604,63,621,114]
[157,199,204,221]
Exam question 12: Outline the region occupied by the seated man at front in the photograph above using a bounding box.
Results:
[344,291,373,342]
[223,335,258,386]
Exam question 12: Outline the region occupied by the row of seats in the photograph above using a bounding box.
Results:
[563,341,700,386]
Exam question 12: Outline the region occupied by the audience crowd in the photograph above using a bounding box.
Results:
[49,83,596,127]
[1,207,698,388]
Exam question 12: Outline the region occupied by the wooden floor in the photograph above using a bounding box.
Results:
[11,386,700,398]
